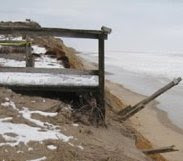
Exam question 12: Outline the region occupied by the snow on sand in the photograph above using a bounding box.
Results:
[0,99,73,147]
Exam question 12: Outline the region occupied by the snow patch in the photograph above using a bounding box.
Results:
[17,150,24,153]
[0,56,64,68]
[0,45,63,69]
[0,35,22,41]
[32,45,46,54]
[0,72,98,87]
[20,107,58,128]
[47,145,57,150]
[11,37,23,41]
[0,58,25,67]
[1,100,18,111]
[0,117,12,122]
[72,123,79,127]
[21,107,58,117]
[5,97,10,101]
[0,117,73,146]
[77,145,84,150]
[0,101,73,146]
[68,142,74,147]
[28,147,33,151]
[34,55,64,68]
[27,156,47,161]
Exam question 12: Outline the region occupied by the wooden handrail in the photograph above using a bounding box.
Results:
[0,40,28,47]
[0,26,110,39]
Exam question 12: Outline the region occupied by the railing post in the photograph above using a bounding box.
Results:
[98,34,105,119]
[25,41,34,67]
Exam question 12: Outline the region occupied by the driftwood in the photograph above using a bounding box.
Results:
[118,77,182,121]
[142,145,178,155]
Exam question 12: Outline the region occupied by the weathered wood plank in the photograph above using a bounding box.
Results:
[0,40,27,47]
[119,77,182,121]
[25,42,34,67]
[0,27,109,39]
[0,67,99,75]
[142,145,178,155]
[133,77,182,108]
[0,72,99,92]
[0,84,98,92]
[0,40,26,43]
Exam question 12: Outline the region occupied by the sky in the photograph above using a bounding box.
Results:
[1,0,183,53]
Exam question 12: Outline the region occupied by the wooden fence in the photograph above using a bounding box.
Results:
[0,26,111,114]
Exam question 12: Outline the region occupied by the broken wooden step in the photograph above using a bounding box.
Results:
[118,77,182,121]
[142,145,178,155]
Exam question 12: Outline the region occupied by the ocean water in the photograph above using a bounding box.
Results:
[104,51,183,129]
[106,52,183,129]
[0,0,183,128]
[80,51,183,129]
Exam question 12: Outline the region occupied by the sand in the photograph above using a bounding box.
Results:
[0,87,152,161]
[106,80,183,161]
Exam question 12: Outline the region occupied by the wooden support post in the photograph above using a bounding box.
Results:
[25,42,34,67]
[142,145,178,155]
[98,34,105,120]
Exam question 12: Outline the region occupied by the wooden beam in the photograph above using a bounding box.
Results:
[98,34,105,117]
[118,77,182,121]
[0,67,99,75]
[0,40,26,43]
[0,84,98,92]
[0,71,99,92]
[142,145,178,155]
[0,40,27,47]
[0,27,109,39]
[134,77,182,108]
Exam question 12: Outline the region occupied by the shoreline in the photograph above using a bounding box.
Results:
[64,47,183,161]
[108,79,183,136]
[110,81,183,161]
[154,105,183,136]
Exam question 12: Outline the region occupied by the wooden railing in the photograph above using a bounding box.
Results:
[0,26,111,114]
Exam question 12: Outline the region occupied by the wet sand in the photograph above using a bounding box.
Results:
[106,80,183,161]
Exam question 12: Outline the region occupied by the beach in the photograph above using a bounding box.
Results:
[76,51,183,161]
[106,80,183,161]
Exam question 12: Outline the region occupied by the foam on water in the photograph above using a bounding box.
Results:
[105,51,183,82]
